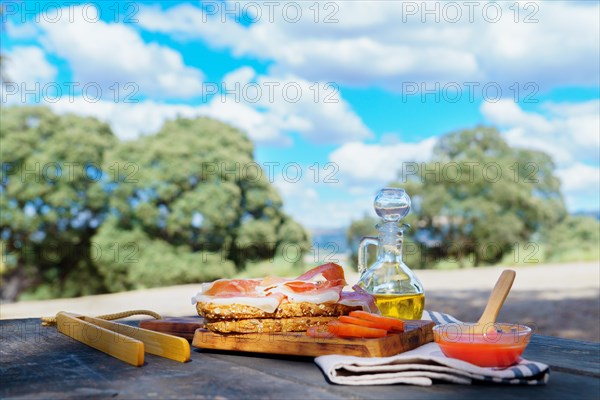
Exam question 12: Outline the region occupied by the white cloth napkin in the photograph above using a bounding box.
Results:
[314,311,550,386]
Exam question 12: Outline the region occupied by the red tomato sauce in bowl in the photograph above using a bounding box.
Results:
[433,323,532,368]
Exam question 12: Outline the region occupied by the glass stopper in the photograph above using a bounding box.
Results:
[374,188,411,222]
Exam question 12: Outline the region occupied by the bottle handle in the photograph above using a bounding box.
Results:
[358,236,378,275]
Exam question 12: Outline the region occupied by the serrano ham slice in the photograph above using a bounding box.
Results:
[202,279,262,296]
[338,285,380,314]
[263,263,346,304]
[192,279,284,313]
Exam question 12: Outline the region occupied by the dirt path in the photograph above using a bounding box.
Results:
[2,262,598,341]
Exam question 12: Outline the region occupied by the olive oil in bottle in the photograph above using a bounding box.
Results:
[374,293,425,320]
[357,188,425,320]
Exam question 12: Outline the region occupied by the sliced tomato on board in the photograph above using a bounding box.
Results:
[327,321,387,338]
[348,311,405,332]
[338,315,390,330]
[306,309,406,339]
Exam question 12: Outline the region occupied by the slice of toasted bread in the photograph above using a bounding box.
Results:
[203,316,337,333]
[196,301,361,320]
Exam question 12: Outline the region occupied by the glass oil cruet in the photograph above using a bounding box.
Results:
[357,188,425,320]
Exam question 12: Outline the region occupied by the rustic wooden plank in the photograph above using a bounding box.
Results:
[0,318,344,399]
[199,350,600,400]
[523,335,600,377]
[1,318,599,400]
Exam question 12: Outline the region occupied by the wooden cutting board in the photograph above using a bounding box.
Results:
[140,317,434,357]
[140,317,204,340]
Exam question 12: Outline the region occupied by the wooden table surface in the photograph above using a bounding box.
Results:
[1,318,598,399]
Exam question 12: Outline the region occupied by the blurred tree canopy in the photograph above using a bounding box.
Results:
[346,213,377,270]
[1,107,115,299]
[347,126,567,269]
[1,107,310,300]
[93,117,310,292]
[545,215,600,263]
[346,213,423,270]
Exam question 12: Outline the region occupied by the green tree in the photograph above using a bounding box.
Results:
[545,215,600,262]
[346,213,377,269]
[91,216,236,291]
[93,117,310,291]
[349,127,566,268]
[391,126,565,267]
[1,108,310,299]
[1,106,116,300]
[346,212,423,270]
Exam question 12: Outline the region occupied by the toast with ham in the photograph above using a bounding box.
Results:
[191,263,378,333]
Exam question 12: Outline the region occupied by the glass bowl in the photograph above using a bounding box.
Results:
[433,323,532,367]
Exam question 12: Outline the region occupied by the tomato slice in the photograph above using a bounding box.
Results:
[348,310,405,332]
[327,321,387,338]
[307,311,405,339]
[339,315,388,330]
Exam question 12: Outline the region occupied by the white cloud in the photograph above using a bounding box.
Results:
[294,195,373,229]
[6,20,40,39]
[46,97,283,143]
[273,174,373,229]
[482,98,600,212]
[48,99,195,141]
[298,135,437,228]
[557,163,600,211]
[138,3,249,49]
[44,68,370,145]
[329,137,437,185]
[138,1,599,91]
[481,99,600,165]
[1,46,56,86]
[275,178,319,203]
[167,67,372,145]
[251,73,372,144]
[481,100,553,133]
[543,101,600,150]
[1,46,57,105]
[37,5,203,99]
[558,163,600,194]
[222,66,256,88]
[196,95,292,145]
[478,1,599,88]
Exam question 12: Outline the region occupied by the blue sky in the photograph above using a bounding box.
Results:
[1,1,599,229]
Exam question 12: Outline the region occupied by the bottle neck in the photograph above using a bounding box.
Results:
[376,221,403,263]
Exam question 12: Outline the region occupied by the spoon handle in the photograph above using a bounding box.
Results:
[477,270,516,326]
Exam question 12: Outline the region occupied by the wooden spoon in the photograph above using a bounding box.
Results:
[439,269,517,335]
[476,269,516,327]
